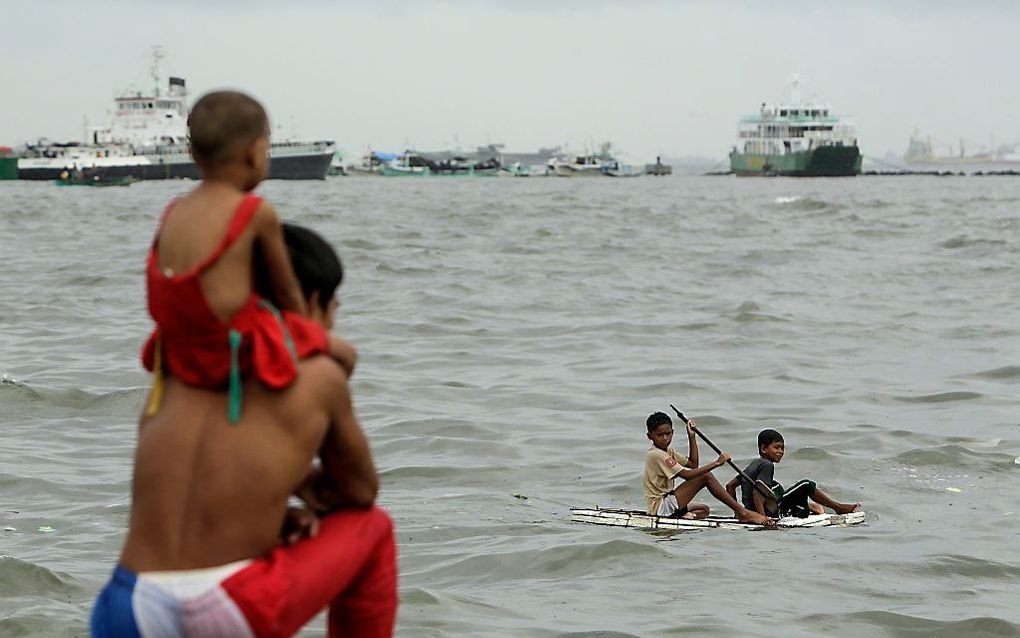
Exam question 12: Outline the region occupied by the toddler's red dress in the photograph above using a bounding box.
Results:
[141,193,328,421]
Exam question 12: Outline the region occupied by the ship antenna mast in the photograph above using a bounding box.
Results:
[790,72,802,104]
[151,45,165,96]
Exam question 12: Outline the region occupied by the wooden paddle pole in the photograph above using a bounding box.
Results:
[668,404,775,503]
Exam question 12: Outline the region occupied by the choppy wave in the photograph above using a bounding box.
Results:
[798,611,1020,638]
[772,195,840,211]
[939,235,1010,250]
[0,382,145,417]
[0,556,83,597]
[4,177,1020,636]
[893,444,1016,470]
[964,365,1020,380]
[891,391,984,403]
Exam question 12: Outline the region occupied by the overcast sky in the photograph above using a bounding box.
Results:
[3,1,1017,160]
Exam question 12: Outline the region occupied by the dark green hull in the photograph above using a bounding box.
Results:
[730,145,861,177]
[0,157,17,180]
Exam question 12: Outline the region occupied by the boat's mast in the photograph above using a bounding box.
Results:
[151,45,165,97]
[789,72,802,105]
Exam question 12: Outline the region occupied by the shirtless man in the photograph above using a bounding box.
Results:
[91,225,396,638]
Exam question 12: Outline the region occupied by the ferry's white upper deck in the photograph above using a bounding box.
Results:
[734,77,857,154]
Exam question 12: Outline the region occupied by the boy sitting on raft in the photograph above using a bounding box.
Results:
[141,90,354,421]
[725,429,860,518]
[644,412,772,525]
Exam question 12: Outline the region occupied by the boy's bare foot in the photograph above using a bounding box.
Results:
[681,511,699,520]
[809,502,824,515]
[833,503,860,514]
[737,510,776,528]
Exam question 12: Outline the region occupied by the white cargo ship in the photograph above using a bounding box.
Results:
[18,50,334,181]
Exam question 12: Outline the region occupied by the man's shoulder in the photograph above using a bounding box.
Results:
[295,356,350,401]
[299,355,349,384]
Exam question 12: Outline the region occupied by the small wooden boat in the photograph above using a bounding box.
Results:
[55,175,137,187]
[570,507,866,531]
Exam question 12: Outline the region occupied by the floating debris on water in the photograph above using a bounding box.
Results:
[946,487,962,493]
[36,526,55,533]
[2,527,16,532]
[512,493,529,500]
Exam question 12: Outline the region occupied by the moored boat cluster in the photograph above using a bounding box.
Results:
[339,143,672,178]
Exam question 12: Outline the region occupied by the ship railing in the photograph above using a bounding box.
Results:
[804,129,856,144]
[269,140,336,155]
[122,140,337,157]
[133,144,191,156]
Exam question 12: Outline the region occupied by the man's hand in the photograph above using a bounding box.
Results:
[715,452,731,468]
[295,466,339,515]
[280,506,320,545]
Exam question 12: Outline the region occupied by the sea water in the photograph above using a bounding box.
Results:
[1,176,1018,637]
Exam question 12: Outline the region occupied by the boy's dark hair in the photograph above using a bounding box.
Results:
[256,223,343,311]
[187,90,269,167]
[646,412,672,432]
[758,429,784,450]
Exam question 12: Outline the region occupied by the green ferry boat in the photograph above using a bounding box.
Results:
[729,79,861,177]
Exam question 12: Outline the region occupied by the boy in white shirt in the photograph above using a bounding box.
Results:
[643,412,772,525]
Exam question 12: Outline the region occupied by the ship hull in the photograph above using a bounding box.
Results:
[552,164,605,177]
[0,157,18,180]
[379,165,430,177]
[18,148,333,181]
[730,146,861,177]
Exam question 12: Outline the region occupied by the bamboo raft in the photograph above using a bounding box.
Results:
[570,507,866,531]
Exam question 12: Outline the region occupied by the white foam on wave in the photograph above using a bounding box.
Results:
[774,195,802,204]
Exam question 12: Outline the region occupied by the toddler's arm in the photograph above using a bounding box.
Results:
[254,202,308,316]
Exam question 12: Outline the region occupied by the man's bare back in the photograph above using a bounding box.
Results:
[120,355,376,572]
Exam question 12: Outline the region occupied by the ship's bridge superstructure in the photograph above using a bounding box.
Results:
[88,76,188,147]
[736,101,857,157]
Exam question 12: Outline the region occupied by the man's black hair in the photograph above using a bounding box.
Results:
[758,429,784,450]
[256,223,343,310]
[282,223,343,310]
[646,412,672,433]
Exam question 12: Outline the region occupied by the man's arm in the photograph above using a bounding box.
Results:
[298,362,378,511]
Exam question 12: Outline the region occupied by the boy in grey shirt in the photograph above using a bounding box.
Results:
[726,429,860,518]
